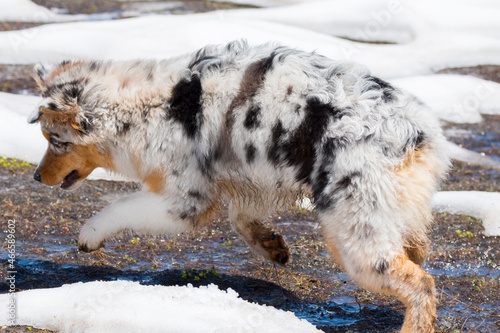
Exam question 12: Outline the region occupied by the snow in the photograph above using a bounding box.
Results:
[433,191,500,236]
[2,3,500,77]
[0,0,85,22]
[391,75,500,124]
[0,15,335,64]
[444,141,500,170]
[0,281,320,333]
[226,0,412,43]
[0,92,44,163]
[229,0,500,42]
[0,0,58,22]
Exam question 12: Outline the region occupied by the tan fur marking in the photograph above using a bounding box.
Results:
[395,147,436,232]
[40,108,82,131]
[34,75,44,90]
[325,239,345,269]
[195,202,220,227]
[404,237,428,266]
[143,170,165,193]
[217,179,301,214]
[46,61,83,84]
[75,143,115,171]
[395,148,427,173]
[121,78,130,89]
[387,255,437,333]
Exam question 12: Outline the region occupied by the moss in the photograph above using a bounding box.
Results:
[0,157,33,168]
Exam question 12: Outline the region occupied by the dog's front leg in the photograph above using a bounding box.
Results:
[78,192,192,252]
[229,204,290,265]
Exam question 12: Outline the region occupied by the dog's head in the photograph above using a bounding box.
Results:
[29,61,114,190]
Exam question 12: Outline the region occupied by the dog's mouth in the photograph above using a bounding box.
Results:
[61,170,80,190]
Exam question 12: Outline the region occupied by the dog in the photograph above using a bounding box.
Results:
[30,40,449,332]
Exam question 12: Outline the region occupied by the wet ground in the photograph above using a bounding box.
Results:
[1,1,500,332]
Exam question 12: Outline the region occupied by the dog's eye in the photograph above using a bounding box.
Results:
[50,138,67,149]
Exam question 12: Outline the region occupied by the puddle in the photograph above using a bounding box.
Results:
[444,119,500,163]
[425,262,500,278]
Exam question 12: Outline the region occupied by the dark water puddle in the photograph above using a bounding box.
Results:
[445,123,500,163]
[283,297,402,331]
[425,262,500,278]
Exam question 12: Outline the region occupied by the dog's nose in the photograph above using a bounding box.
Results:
[33,170,42,182]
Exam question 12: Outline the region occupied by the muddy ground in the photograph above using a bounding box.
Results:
[0,2,499,332]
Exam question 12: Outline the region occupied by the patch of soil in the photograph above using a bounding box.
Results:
[0,22,44,32]
[0,65,39,95]
[438,65,500,84]
[442,114,500,192]
[31,0,255,16]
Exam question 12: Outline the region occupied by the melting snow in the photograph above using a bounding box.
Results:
[433,191,500,236]
[0,281,320,333]
[0,0,85,22]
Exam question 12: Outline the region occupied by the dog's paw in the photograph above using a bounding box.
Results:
[261,233,290,265]
[78,241,104,253]
[78,225,105,252]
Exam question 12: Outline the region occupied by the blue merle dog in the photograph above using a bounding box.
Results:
[30,41,449,332]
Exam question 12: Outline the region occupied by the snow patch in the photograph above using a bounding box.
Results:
[0,281,320,333]
[0,92,44,163]
[444,141,500,170]
[0,0,85,22]
[392,75,500,124]
[432,191,500,236]
[1,9,500,78]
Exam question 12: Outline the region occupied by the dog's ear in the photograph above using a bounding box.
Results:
[33,63,54,89]
[37,108,83,132]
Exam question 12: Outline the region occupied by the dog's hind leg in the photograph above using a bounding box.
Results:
[228,203,290,265]
[320,210,436,333]
[314,139,446,332]
[404,236,429,266]
[78,192,197,252]
[387,254,437,333]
